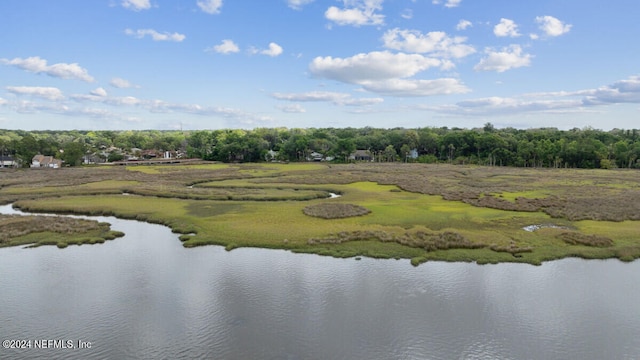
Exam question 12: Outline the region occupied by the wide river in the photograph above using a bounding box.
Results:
[1,204,639,359]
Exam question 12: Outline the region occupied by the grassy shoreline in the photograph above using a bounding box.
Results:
[1,163,639,265]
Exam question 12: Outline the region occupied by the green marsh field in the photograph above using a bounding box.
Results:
[1,162,639,265]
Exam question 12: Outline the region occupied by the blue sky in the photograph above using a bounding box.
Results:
[1,0,638,130]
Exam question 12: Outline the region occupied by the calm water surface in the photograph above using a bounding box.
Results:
[1,204,639,359]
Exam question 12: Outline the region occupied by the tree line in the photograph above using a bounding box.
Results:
[1,124,639,169]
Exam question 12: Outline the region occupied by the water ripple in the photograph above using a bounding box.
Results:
[1,205,639,359]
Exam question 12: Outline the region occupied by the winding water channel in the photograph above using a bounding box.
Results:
[1,203,639,359]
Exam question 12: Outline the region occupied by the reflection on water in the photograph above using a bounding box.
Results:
[1,204,639,359]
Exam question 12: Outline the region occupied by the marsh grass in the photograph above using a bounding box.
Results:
[1,163,638,265]
[122,185,329,201]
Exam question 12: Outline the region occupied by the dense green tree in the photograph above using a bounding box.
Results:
[417,129,439,155]
[1,126,639,169]
[384,144,397,162]
[186,130,215,159]
[400,144,412,162]
[61,141,87,166]
[332,138,356,162]
[280,131,310,161]
[403,129,419,150]
[107,152,124,162]
[15,135,40,166]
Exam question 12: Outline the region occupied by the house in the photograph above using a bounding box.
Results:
[83,153,106,165]
[0,155,17,168]
[265,150,279,162]
[141,150,159,159]
[349,149,373,162]
[308,152,324,162]
[31,154,63,169]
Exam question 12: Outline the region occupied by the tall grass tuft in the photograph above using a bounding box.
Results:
[302,203,371,219]
[557,232,614,247]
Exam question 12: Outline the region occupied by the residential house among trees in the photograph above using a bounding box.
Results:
[350,150,373,162]
[1,126,639,169]
[0,155,17,168]
[31,154,63,168]
[308,152,324,161]
[265,150,279,162]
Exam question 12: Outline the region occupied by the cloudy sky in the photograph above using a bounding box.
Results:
[1,0,639,130]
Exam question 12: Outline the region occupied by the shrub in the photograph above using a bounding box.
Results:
[417,155,438,164]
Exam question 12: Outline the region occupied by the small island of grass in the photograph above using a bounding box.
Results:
[0,213,124,249]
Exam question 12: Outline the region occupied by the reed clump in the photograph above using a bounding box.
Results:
[302,203,371,219]
[463,195,562,213]
[489,241,534,256]
[557,232,614,247]
[308,229,485,252]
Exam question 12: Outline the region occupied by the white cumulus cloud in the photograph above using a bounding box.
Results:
[1,56,94,82]
[445,0,461,8]
[122,0,151,11]
[421,76,640,118]
[432,0,461,8]
[309,51,468,96]
[494,18,520,37]
[456,19,472,30]
[581,76,640,105]
[325,0,385,27]
[310,51,444,84]
[212,39,240,54]
[90,87,108,97]
[110,77,139,88]
[426,96,583,117]
[6,86,65,100]
[382,28,475,59]
[287,0,314,10]
[535,15,572,37]
[358,78,469,97]
[474,45,532,72]
[125,28,186,42]
[277,104,307,113]
[271,91,383,106]
[197,0,223,14]
[261,42,283,57]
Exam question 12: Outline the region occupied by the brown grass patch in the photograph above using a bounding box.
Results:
[302,203,371,219]
[489,241,534,255]
[308,229,485,252]
[557,232,614,247]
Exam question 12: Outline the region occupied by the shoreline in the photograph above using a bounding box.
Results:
[2,197,638,266]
